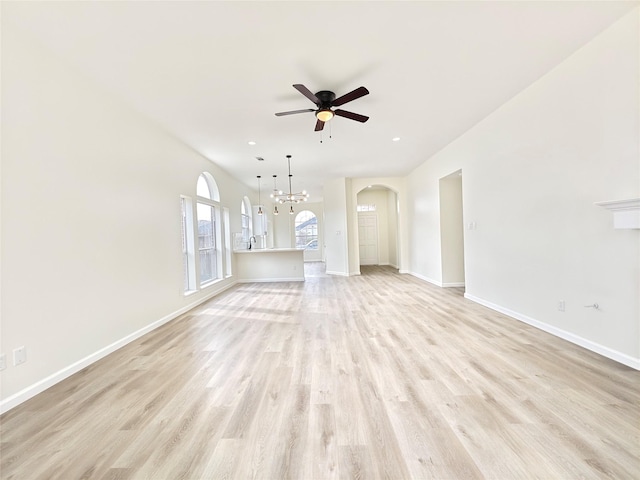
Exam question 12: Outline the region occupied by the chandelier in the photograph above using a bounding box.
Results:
[270,155,309,215]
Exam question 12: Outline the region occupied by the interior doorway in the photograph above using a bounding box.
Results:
[356,186,399,270]
[439,170,465,288]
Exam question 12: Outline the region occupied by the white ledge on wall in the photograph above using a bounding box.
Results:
[595,198,640,229]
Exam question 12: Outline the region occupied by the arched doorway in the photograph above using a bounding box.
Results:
[355,186,399,269]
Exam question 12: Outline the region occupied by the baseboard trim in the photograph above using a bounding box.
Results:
[237,277,304,283]
[443,282,465,288]
[464,293,640,371]
[326,270,350,276]
[408,271,443,287]
[0,281,237,414]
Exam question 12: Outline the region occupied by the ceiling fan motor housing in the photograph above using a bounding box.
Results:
[315,90,336,109]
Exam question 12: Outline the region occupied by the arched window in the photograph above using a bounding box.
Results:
[181,173,229,293]
[295,210,318,250]
[196,173,222,286]
[197,172,220,202]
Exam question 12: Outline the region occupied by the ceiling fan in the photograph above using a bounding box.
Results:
[275,84,369,131]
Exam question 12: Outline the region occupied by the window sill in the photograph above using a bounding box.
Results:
[184,277,228,297]
[200,278,225,289]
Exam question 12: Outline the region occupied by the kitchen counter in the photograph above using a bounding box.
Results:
[234,247,302,254]
[234,248,304,282]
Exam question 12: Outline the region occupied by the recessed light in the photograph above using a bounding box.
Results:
[392,137,400,142]
[248,141,256,145]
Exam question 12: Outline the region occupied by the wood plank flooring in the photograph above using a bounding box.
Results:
[1,264,639,479]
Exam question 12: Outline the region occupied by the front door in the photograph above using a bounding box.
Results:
[358,213,378,265]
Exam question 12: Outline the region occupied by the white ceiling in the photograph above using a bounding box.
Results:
[4,1,636,202]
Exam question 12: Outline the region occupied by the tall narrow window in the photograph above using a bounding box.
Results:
[196,173,221,287]
[223,207,232,277]
[241,197,252,244]
[197,203,217,284]
[295,210,318,250]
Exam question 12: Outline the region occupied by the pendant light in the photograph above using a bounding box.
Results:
[271,175,280,215]
[256,175,263,215]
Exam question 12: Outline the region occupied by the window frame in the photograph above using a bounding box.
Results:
[196,201,218,286]
[357,204,377,212]
[241,196,252,245]
[181,196,197,294]
[294,210,318,250]
[223,207,232,278]
[190,173,223,289]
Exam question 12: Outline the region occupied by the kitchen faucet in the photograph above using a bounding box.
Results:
[249,235,256,249]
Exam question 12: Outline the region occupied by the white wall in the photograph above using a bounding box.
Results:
[272,204,292,248]
[387,190,399,269]
[439,172,465,286]
[1,23,252,410]
[323,178,350,275]
[407,10,640,366]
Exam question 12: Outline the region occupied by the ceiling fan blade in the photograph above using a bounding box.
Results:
[334,109,369,123]
[293,84,320,105]
[275,109,315,117]
[315,119,325,131]
[332,86,369,107]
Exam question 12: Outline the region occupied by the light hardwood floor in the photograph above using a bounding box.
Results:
[1,264,639,479]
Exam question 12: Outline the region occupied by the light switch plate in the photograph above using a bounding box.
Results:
[13,347,26,366]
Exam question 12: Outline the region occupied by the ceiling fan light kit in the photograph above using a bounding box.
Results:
[316,109,334,122]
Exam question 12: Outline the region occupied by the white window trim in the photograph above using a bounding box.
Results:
[181,195,197,295]
[192,173,224,290]
[223,207,232,278]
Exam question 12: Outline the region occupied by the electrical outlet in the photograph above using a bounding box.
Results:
[557,301,565,312]
[0,354,6,371]
[13,347,26,366]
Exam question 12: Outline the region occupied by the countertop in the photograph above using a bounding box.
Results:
[233,247,304,254]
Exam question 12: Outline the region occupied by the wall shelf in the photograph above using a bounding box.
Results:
[595,198,640,229]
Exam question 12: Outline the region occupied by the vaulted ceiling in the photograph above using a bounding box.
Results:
[3,1,636,201]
